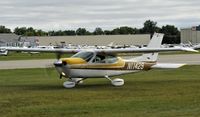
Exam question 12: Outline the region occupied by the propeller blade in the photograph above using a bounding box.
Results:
[44,64,56,79]
[56,52,62,60]
[59,74,63,79]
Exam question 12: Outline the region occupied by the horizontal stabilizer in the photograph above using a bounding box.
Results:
[151,63,186,69]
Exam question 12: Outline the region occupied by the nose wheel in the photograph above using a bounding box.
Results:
[63,81,76,88]
[63,78,84,88]
[105,76,124,87]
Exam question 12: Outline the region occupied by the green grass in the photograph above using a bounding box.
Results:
[0,52,72,61]
[0,66,200,117]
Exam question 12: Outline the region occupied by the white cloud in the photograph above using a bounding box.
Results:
[0,0,200,31]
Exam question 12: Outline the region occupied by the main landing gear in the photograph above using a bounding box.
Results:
[63,78,84,88]
[62,76,124,88]
[105,76,124,87]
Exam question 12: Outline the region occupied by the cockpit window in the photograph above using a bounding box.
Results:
[71,51,94,62]
[93,54,118,63]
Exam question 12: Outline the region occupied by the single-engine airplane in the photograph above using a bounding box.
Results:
[0,33,198,88]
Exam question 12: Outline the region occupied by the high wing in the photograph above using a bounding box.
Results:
[0,33,198,54]
[0,47,81,53]
[0,46,198,54]
[93,47,198,53]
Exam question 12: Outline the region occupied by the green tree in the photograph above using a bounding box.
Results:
[93,27,104,35]
[14,27,48,36]
[160,25,179,35]
[104,30,112,35]
[110,26,139,35]
[25,27,36,36]
[63,30,76,36]
[55,30,65,36]
[36,29,47,36]
[119,26,138,34]
[76,28,91,35]
[0,25,11,33]
[141,20,160,35]
[111,28,120,35]
[160,25,180,44]
[14,27,27,35]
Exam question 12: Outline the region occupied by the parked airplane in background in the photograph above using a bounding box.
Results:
[0,33,198,88]
[0,49,8,56]
[193,43,200,50]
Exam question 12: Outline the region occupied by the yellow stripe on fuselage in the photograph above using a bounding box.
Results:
[62,57,125,69]
[60,57,155,70]
[61,58,87,64]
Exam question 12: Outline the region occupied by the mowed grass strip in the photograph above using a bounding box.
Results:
[0,66,200,117]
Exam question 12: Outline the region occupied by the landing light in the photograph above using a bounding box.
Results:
[61,72,66,76]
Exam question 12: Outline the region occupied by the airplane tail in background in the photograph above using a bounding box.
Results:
[134,33,164,62]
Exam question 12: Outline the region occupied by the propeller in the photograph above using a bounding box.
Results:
[45,51,69,79]
[44,64,56,79]
[56,52,62,60]
[44,52,63,79]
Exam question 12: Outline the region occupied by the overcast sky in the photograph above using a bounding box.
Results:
[0,0,200,31]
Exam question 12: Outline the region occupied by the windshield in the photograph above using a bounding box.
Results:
[71,51,94,62]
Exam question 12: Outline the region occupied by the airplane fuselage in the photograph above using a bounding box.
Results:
[54,57,156,78]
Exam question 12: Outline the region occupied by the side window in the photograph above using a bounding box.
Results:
[93,55,106,63]
[71,51,94,62]
[93,54,118,64]
[105,55,118,63]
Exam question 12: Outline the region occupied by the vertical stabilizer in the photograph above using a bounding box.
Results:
[135,33,164,62]
[147,33,164,48]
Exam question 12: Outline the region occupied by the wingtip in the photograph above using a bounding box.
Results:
[182,47,199,53]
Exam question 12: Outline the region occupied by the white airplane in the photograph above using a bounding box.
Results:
[0,48,8,56]
[1,33,198,88]
[193,43,200,50]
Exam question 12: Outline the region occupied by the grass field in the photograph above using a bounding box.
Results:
[0,66,200,117]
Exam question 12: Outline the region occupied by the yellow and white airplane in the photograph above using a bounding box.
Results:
[1,33,198,88]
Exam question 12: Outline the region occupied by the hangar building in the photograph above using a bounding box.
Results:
[181,25,200,44]
[0,33,37,47]
[0,33,20,46]
[34,34,150,46]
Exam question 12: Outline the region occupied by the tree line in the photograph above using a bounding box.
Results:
[0,20,180,44]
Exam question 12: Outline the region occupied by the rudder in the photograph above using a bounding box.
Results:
[135,33,164,62]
